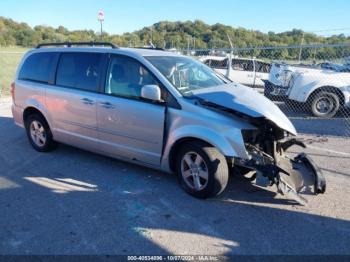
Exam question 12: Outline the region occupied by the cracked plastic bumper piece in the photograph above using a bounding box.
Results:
[294,153,326,194]
[276,152,326,205]
[237,141,326,205]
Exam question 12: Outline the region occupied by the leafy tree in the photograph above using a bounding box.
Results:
[0,16,349,61]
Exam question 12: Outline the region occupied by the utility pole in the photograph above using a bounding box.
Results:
[298,32,305,63]
[226,33,234,79]
[187,36,190,54]
[163,30,166,49]
[149,26,155,48]
[97,10,104,41]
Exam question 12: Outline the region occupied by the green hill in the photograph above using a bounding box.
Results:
[1,16,349,49]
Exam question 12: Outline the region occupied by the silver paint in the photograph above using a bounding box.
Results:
[12,47,298,173]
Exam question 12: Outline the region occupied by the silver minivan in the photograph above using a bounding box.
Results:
[11,42,325,204]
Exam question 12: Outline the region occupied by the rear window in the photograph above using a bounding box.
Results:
[18,52,59,84]
[56,53,103,92]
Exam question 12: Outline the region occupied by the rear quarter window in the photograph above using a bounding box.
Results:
[18,52,59,84]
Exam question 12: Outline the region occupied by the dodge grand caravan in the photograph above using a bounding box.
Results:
[11,42,326,204]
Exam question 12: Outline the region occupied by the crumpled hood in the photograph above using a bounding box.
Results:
[191,83,297,135]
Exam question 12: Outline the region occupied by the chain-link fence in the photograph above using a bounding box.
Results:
[1,43,350,137]
[182,43,350,137]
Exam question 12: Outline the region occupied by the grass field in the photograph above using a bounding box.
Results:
[0,47,28,97]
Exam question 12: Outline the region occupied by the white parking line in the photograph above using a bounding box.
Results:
[307,145,350,157]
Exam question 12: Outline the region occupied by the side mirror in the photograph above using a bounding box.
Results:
[141,85,162,102]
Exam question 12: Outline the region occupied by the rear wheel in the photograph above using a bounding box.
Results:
[25,114,57,152]
[175,141,229,198]
[310,91,340,118]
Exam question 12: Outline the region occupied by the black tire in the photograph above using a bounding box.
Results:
[264,85,274,100]
[310,91,340,118]
[25,113,57,152]
[175,141,229,198]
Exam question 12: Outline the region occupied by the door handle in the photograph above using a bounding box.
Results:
[81,98,94,105]
[99,101,115,109]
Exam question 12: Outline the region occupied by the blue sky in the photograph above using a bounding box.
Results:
[1,0,349,35]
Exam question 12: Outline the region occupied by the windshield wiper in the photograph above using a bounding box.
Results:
[215,72,232,83]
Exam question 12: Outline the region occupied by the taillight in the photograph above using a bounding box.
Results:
[10,82,15,102]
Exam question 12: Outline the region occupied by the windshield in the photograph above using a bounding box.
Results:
[146,56,226,96]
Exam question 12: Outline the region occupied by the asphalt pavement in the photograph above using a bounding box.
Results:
[0,97,349,255]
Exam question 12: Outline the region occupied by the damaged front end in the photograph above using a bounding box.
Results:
[191,84,326,205]
[236,123,326,205]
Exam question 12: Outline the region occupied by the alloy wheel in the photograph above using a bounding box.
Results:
[30,120,47,147]
[181,151,209,191]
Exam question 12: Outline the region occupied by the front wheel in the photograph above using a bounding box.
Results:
[175,141,229,198]
[310,91,340,118]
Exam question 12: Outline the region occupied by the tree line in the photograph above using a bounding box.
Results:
[1,16,349,60]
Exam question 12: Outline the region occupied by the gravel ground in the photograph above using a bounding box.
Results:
[0,97,349,255]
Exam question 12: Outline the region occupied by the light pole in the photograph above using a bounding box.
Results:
[98,10,104,41]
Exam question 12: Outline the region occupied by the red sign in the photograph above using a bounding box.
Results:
[98,10,104,21]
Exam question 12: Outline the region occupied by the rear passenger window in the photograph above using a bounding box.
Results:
[19,52,59,84]
[255,61,271,73]
[203,59,228,69]
[232,59,254,71]
[56,53,103,92]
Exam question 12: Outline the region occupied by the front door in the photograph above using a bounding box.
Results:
[96,55,166,166]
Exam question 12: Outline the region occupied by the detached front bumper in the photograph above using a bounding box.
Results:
[235,139,326,205]
[294,153,326,194]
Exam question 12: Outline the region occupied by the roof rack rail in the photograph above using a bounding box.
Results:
[133,47,166,51]
[36,42,118,49]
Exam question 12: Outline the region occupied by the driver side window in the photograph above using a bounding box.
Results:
[105,56,160,99]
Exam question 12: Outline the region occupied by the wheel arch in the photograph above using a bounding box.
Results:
[168,137,214,172]
[23,106,57,152]
[161,123,246,172]
[307,86,345,106]
[23,106,50,127]
[167,136,238,173]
